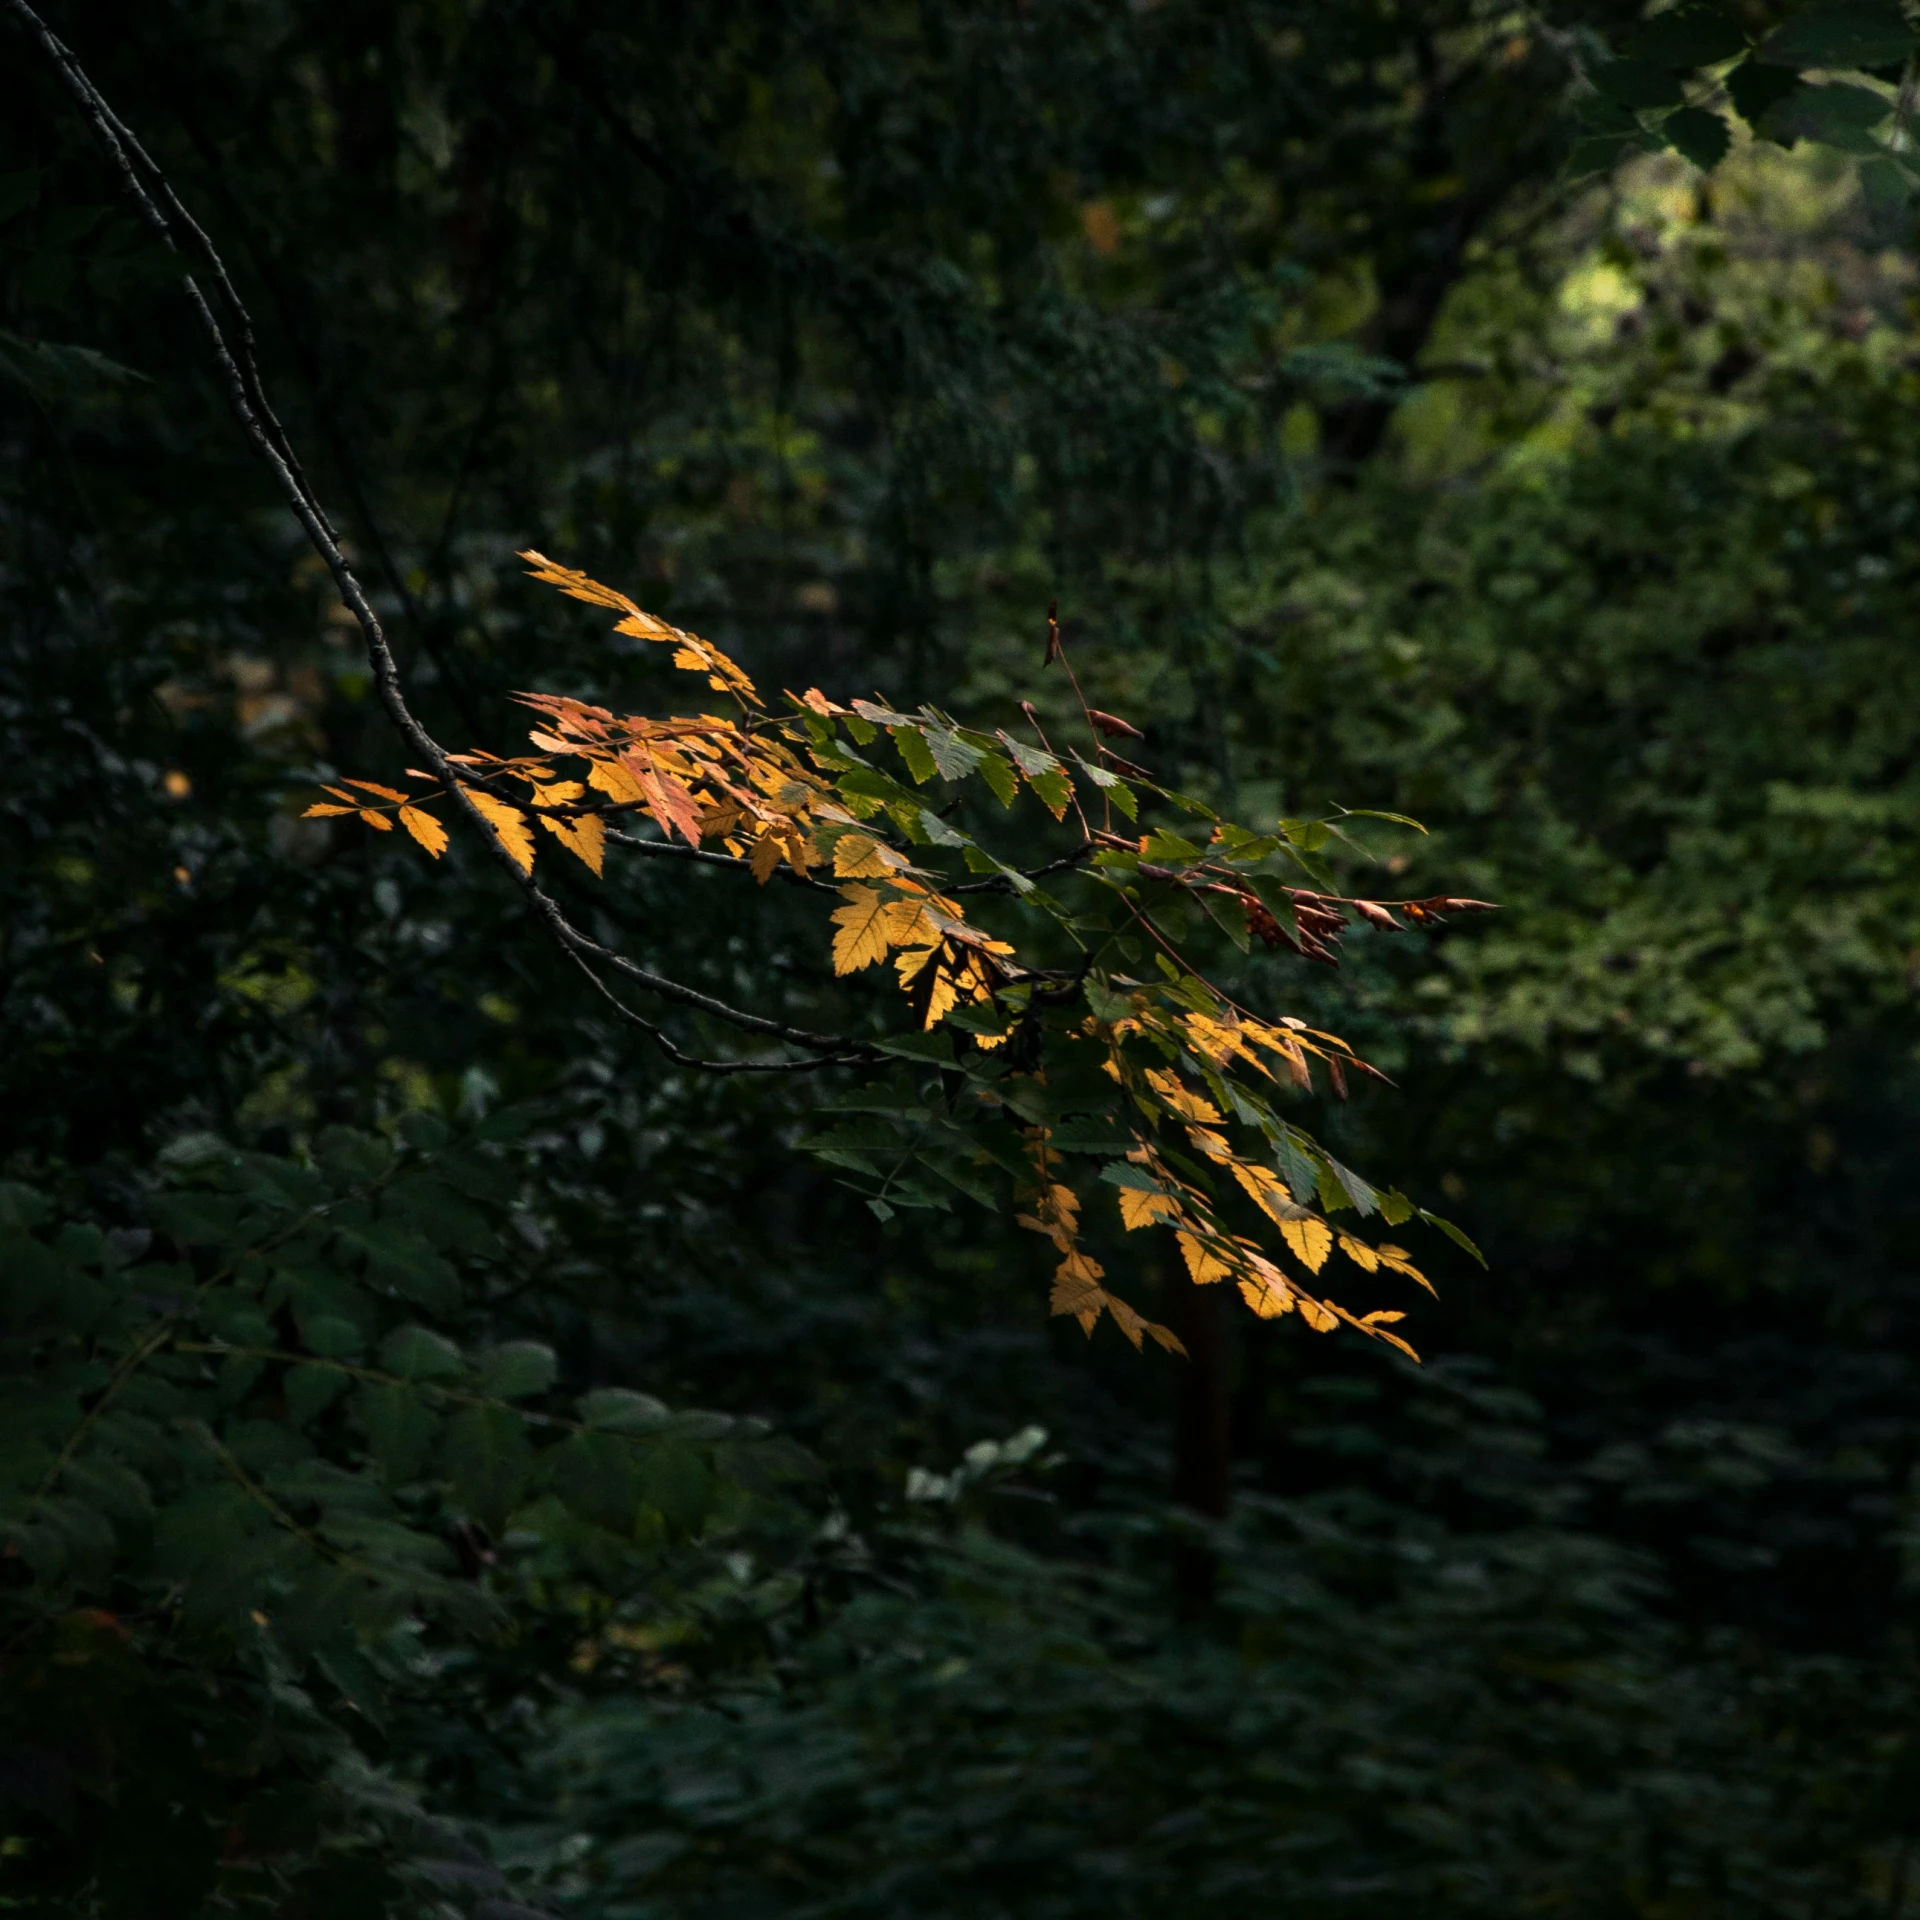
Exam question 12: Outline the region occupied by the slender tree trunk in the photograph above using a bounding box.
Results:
[1171,1273,1230,1616]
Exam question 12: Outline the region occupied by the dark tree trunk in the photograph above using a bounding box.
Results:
[1171,1273,1230,1616]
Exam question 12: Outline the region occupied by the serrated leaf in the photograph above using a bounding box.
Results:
[1421,1209,1488,1268]
[976,752,1018,806]
[920,722,983,782]
[891,726,938,785]
[1665,106,1733,169]
[537,809,604,874]
[465,788,535,873]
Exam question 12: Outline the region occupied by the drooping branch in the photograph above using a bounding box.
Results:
[1,0,867,1073]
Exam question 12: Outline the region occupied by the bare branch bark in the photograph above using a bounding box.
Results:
[2,0,866,1072]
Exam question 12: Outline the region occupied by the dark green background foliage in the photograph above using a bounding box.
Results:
[6,0,1920,1914]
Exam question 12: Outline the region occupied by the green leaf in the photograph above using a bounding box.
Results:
[638,1443,710,1534]
[1245,874,1302,944]
[920,720,984,782]
[1025,765,1073,816]
[1420,1208,1488,1268]
[1045,1122,1136,1154]
[1336,808,1427,835]
[1759,2,1916,71]
[379,1326,466,1381]
[1665,106,1734,169]
[1328,1156,1379,1217]
[891,725,938,785]
[1200,888,1252,954]
[976,752,1019,806]
[1763,81,1893,150]
[301,1312,365,1359]
[551,1430,642,1533]
[58,1454,153,1524]
[580,1387,671,1434]
[878,1031,959,1066]
[0,1183,51,1233]
[360,1384,439,1484]
[1860,154,1916,235]
[1141,831,1201,867]
[287,1363,349,1425]
[1594,59,1685,109]
[1626,5,1748,67]
[1275,1133,1322,1208]
[314,1125,394,1185]
[476,1342,558,1401]
[352,1226,459,1313]
[443,1405,531,1532]
[1726,55,1802,126]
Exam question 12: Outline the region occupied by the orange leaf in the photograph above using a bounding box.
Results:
[357,809,394,832]
[397,806,448,857]
[464,788,535,875]
[538,810,605,875]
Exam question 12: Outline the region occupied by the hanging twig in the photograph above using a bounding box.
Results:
[1,0,865,1072]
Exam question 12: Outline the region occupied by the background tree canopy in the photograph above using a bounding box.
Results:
[7,1,1920,1914]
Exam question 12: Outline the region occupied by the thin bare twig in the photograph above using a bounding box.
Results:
[2,0,863,1072]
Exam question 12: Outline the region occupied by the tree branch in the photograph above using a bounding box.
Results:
[3,0,867,1073]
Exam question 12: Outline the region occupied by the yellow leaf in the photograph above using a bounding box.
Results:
[1118,1186,1179,1231]
[397,806,448,857]
[303,803,354,818]
[1297,1296,1339,1333]
[1361,1310,1406,1326]
[1145,1067,1220,1125]
[1050,1248,1108,1334]
[1176,1230,1231,1285]
[343,777,409,802]
[538,810,606,876]
[520,549,643,618]
[587,757,648,806]
[830,885,895,974]
[1375,1244,1436,1296]
[896,945,960,1029]
[831,832,903,879]
[1238,1273,1295,1319]
[465,788,535,875]
[1279,1216,1332,1273]
[1230,1162,1294,1220]
[748,832,785,884]
[357,809,394,832]
[1337,1234,1380,1274]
